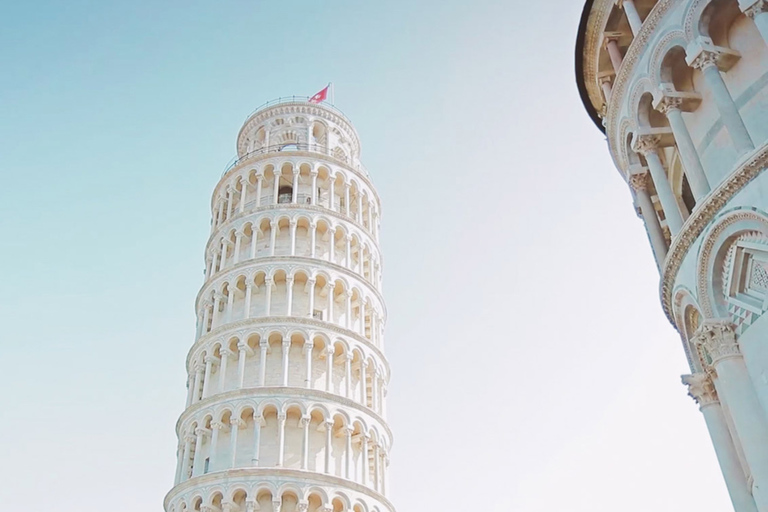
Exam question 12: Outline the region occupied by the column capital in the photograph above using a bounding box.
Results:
[204,355,220,365]
[628,169,649,192]
[309,168,319,177]
[277,412,287,422]
[292,168,300,176]
[742,0,768,18]
[686,38,741,71]
[631,133,661,155]
[230,417,245,428]
[681,373,719,407]
[237,340,254,355]
[272,500,281,512]
[300,415,311,427]
[289,219,297,227]
[220,348,235,358]
[183,432,197,444]
[694,320,741,365]
[286,274,294,283]
[194,363,206,374]
[195,427,210,438]
[602,31,623,47]
[303,340,314,353]
[297,502,308,512]
[282,338,291,349]
[211,421,230,432]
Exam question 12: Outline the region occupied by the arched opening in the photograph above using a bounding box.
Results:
[278,186,293,204]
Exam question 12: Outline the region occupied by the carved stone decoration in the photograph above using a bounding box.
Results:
[744,0,768,19]
[631,134,661,155]
[682,373,719,407]
[693,320,741,365]
[628,171,649,191]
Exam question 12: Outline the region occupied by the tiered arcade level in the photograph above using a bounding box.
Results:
[164,99,395,512]
[577,1,768,511]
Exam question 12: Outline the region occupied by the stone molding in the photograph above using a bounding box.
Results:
[660,146,768,325]
[693,319,741,364]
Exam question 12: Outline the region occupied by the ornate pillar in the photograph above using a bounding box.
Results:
[603,33,623,73]
[695,320,768,510]
[276,413,287,466]
[286,275,294,316]
[357,192,363,223]
[218,348,232,392]
[301,415,311,469]
[229,417,244,468]
[264,278,274,316]
[310,169,318,205]
[360,434,369,486]
[202,355,218,399]
[233,231,243,264]
[326,283,335,321]
[250,229,259,259]
[345,235,352,269]
[345,290,353,329]
[742,1,768,45]
[289,220,297,256]
[632,134,684,234]
[291,169,300,203]
[324,420,333,473]
[344,353,353,398]
[192,427,209,476]
[255,174,263,207]
[259,339,269,386]
[269,220,278,256]
[359,361,367,406]
[226,289,235,322]
[329,177,335,211]
[344,183,350,216]
[181,433,195,481]
[185,373,195,407]
[344,427,353,479]
[225,186,234,219]
[599,74,613,103]
[239,179,248,213]
[687,42,754,155]
[307,278,316,317]
[273,173,281,204]
[683,373,758,512]
[281,337,291,387]
[304,340,314,388]
[210,421,227,469]
[244,281,253,319]
[192,363,204,403]
[251,414,264,466]
[236,341,252,388]
[310,222,317,258]
[328,227,336,263]
[325,345,335,392]
[212,293,223,327]
[617,0,642,35]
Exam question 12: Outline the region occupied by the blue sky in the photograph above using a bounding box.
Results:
[0,1,731,511]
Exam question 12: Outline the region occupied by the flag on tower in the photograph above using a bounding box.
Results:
[309,84,330,104]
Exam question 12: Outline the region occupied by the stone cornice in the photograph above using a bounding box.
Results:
[187,316,391,377]
[164,467,395,512]
[175,387,393,441]
[661,146,768,326]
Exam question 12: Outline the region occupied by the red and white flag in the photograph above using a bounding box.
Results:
[309,84,329,104]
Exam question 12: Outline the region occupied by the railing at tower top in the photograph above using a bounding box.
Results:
[242,96,350,124]
[221,142,370,177]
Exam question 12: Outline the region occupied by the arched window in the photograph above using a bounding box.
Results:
[277,186,293,204]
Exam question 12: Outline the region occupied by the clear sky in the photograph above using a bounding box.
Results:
[0,1,732,510]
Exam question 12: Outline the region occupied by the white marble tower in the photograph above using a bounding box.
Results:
[164,98,395,512]
[577,1,768,511]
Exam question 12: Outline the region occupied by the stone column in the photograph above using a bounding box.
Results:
[237,341,251,388]
[225,186,233,219]
[372,442,380,491]
[243,281,253,319]
[192,363,204,403]
[632,134,684,234]
[202,355,218,399]
[251,414,264,466]
[345,235,352,269]
[272,499,282,512]
[301,415,311,469]
[255,174,263,207]
[654,95,710,200]
[180,433,195,481]
[344,183,351,216]
[359,361,367,406]
[742,1,768,46]
[192,427,209,476]
[259,339,269,386]
[273,173,281,204]
[226,289,235,322]
[281,337,291,386]
[329,178,335,211]
[304,340,314,388]
[345,290,353,329]
[218,348,232,392]
[239,179,248,213]
[216,200,224,227]
[307,278,316,317]
[325,345,335,392]
[603,33,624,73]
[209,421,227,469]
[687,43,754,156]
[310,222,317,258]
[344,353,353,398]
[344,427,353,479]
[324,420,333,473]
[292,169,300,203]
[618,0,643,35]
[326,283,335,321]
[286,275,294,316]
[250,229,259,259]
[269,220,278,256]
[695,321,768,510]
[185,373,195,407]
[310,169,318,205]
[371,369,379,412]
[599,74,613,103]
[265,278,274,316]
[683,373,758,512]
[212,293,223,327]
[219,239,228,271]
[229,417,244,468]
[276,413,287,466]
[289,220,297,256]
[360,435,369,486]
[233,231,242,264]
[357,193,363,223]
[328,227,336,262]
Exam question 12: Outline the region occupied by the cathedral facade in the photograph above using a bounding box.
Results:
[576,1,768,510]
[163,98,395,512]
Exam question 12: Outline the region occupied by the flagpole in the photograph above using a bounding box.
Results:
[330,82,334,105]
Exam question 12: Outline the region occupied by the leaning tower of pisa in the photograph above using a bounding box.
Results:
[163,98,394,512]
[577,1,768,511]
